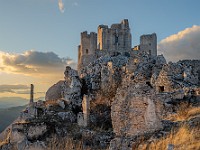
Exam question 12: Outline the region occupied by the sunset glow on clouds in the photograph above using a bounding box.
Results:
[0,50,76,76]
[0,50,76,98]
[0,84,29,93]
[158,25,200,62]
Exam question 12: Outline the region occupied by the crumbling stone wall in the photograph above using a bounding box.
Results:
[97,19,132,52]
[78,31,97,71]
[77,19,159,74]
[78,19,132,72]
[140,33,157,57]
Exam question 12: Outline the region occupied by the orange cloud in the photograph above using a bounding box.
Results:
[0,50,76,76]
[0,84,29,93]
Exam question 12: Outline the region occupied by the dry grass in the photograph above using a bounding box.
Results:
[138,125,200,150]
[137,102,200,150]
[47,135,95,150]
[166,102,200,121]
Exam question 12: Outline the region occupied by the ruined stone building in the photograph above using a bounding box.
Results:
[1,19,200,150]
[78,19,157,71]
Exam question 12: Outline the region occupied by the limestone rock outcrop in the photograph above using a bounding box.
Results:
[1,53,200,150]
[155,60,200,94]
[80,55,128,106]
[62,66,82,107]
[111,82,164,137]
[1,19,200,150]
[45,66,82,108]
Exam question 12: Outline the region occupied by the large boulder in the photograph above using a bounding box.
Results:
[110,73,171,150]
[45,80,64,101]
[111,79,164,137]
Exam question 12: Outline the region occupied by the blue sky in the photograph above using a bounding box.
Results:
[0,0,200,99]
[0,0,199,61]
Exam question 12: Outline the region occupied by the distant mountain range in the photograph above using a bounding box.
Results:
[0,105,26,133]
[0,97,44,133]
[0,97,28,109]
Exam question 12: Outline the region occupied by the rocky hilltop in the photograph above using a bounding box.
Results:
[0,52,200,150]
[0,19,200,150]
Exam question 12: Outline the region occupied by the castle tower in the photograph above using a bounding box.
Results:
[30,84,34,104]
[139,33,157,57]
[97,19,132,52]
[78,31,97,71]
[97,25,109,50]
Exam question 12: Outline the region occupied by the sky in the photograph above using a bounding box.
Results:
[0,0,200,100]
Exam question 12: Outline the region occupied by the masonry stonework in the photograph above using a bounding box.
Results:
[140,33,157,57]
[77,19,157,73]
[78,31,97,71]
[97,19,131,52]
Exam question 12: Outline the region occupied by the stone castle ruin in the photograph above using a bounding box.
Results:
[78,19,157,71]
[1,19,200,150]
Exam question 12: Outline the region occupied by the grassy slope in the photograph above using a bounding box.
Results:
[138,103,200,150]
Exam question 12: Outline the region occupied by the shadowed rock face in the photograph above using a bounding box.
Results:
[45,80,64,101]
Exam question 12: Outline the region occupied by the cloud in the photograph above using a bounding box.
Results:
[158,25,200,62]
[58,0,65,13]
[0,84,45,95]
[15,90,31,95]
[0,97,28,109]
[0,84,29,93]
[57,0,79,13]
[0,50,76,76]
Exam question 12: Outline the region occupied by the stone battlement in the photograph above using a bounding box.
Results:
[78,19,157,72]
